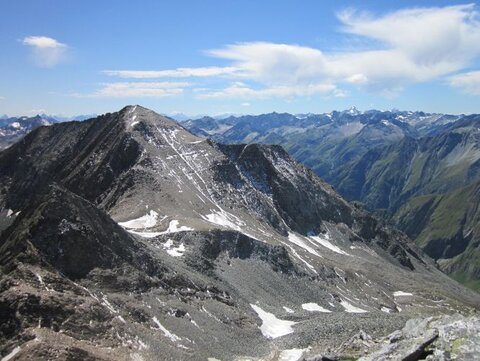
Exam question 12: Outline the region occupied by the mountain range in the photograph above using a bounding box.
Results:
[0,114,95,150]
[183,109,480,291]
[1,106,478,360]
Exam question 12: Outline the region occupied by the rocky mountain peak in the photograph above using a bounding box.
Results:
[118,105,180,131]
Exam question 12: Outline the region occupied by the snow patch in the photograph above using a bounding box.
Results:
[340,299,368,313]
[201,306,222,323]
[161,220,193,234]
[126,230,163,238]
[281,241,317,274]
[102,296,118,314]
[309,233,349,256]
[163,239,186,257]
[35,273,52,292]
[334,267,347,284]
[250,304,296,339]
[283,306,295,314]
[381,307,392,313]
[1,346,21,361]
[152,317,182,343]
[302,303,331,313]
[202,209,244,232]
[118,210,159,229]
[130,115,139,127]
[393,291,413,297]
[288,233,321,257]
[278,349,306,361]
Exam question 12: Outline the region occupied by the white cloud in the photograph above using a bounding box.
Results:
[78,82,190,98]
[0,96,5,100]
[338,4,480,65]
[449,71,480,95]
[22,36,67,67]
[103,67,240,78]
[26,108,47,115]
[346,74,368,85]
[333,89,348,98]
[100,4,480,98]
[196,81,336,99]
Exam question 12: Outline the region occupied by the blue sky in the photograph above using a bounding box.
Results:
[1,0,480,116]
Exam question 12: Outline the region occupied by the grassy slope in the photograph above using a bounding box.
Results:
[393,182,480,291]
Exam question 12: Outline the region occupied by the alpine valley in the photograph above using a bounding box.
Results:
[0,106,479,360]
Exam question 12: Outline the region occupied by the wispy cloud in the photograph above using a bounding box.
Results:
[195,81,336,99]
[75,82,190,98]
[102,4,480,98]
[26,108,47,115]
[103,67,240,78]
[22,36,67,67]
[449,71,480,95]
[0,96,5,100]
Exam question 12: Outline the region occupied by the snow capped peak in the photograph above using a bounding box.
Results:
[346,106,361,115]
[9,122,21,129]
[295,112,315,119]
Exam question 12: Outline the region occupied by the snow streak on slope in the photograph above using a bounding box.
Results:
[152,317,182,343]
[309,233,349,256]
[288,233,321,257]
[394,291,413,297]
[202,209,244,231]
[1,346,21,361]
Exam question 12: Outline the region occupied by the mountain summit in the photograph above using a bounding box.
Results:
[0,106,479,360]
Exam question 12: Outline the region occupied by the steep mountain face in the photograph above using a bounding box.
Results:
[0,116,54,150]
[0,106,479,361]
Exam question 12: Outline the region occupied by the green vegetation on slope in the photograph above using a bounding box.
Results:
[394,181,480,289]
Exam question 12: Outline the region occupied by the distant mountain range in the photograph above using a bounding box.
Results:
[1,106,478,360]
[183,109,480,290]
[0,115,56,149]
[0,114,96,150]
